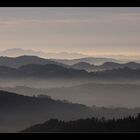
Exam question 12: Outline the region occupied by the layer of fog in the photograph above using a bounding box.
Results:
[1,77,140,88]
[1,78,140,108]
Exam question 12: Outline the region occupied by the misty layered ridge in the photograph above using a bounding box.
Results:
[0,55,139,74]
[2,83,140,108]
[0,48,88,59]
[0,54,139,69]
[1,48,137,62]
[70,61,140,72]
[0,62,140,80]
[0,55,123,68]
[0,56,140,108]
[0,55,67,68]
[52,57,122,65]
[0,63,90,79]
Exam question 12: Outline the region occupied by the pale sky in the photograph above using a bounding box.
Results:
[0,7,140,56]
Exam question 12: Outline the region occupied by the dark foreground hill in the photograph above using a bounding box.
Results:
[0,90,95,132]
[0,90,140,132]
[21,113,140,132]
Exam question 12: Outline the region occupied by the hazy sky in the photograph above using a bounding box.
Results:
[0,7,140,56]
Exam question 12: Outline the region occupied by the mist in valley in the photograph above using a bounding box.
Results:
[1,83,140,108]
[0,7,140,133]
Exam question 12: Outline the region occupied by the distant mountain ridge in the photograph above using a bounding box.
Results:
[0,55,124,69]
[0,62,140,79]
[0,63,90,78]
[71,61,140,71]
[71,62,94,71]
[0,55,139,80]
[0,48,87,59]
[52,57,122,65]
[0,55,67,68]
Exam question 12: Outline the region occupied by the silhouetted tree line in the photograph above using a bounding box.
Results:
[21,113,140,132]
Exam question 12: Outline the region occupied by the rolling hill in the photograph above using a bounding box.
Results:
[0,90,95,132]
[0,55,66,68]
[4,83,140,107]
[0,63,140,80]
[52,57,122,65]
[0,90,140,132]
[0,48,87,59]
[0,64,90,78]
[71,61,140,71]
